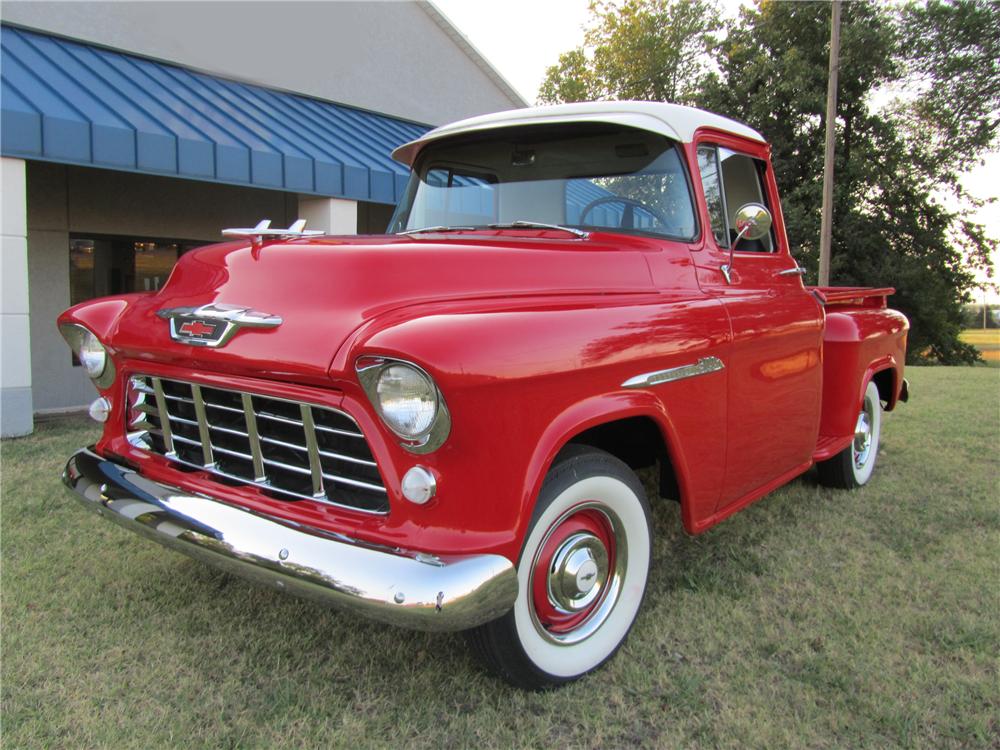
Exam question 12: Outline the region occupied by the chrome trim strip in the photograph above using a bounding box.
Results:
[170,433,202,447]
[255,410,306,427]
[320,472,386,493]
[314,423,365,439]
[209,423,249,438]
[252,409,364,439]
[204,401,243,415]
[127,374,388,511]
[150,378,175,456]
[156,302,283,349]
[190,384,215,467]
[158,392,196,406]
[258,434,308,452]
[242,393,266,481]
[317,447,378,468]
[300,404,325,498]
[621,356,725,389]
[166,455,385,506]
[63,449,517,632]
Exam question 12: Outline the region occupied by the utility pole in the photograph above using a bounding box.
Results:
[818,0,842,287]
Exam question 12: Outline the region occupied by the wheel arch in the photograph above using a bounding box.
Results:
[870,363,899,411]
[518,393,690,550]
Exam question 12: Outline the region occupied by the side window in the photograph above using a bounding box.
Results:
[697,145,775,252]
[697,146,728,246]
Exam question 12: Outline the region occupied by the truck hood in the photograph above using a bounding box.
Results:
[107,232,657,384]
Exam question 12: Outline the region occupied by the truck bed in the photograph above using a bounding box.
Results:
[810,286,895,307]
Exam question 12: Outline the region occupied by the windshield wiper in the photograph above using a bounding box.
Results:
[397,225,476,235]
[487,220,590,239]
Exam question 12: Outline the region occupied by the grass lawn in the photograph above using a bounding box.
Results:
[2,366,998,748]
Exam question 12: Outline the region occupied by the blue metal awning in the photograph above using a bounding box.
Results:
[0,25,430,204]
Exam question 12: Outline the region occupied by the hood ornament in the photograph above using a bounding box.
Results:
[222,219,323,245]
[157,304,282,348]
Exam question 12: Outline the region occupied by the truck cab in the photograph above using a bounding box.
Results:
[60,101,908,689]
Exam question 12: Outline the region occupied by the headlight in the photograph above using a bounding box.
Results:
[376,364,437,437]
[59,323,115,389]
[77,330,108,378]
[356,357,451,454]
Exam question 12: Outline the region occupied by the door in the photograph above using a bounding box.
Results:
[691,137,824,508]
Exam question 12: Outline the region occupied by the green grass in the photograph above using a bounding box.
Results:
[3,367,998,748]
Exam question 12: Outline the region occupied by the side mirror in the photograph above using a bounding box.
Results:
[721,202,773,284]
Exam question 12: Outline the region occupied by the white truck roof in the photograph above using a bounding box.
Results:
[391,101,765,166]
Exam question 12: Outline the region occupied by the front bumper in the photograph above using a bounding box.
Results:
[63,448,518,631]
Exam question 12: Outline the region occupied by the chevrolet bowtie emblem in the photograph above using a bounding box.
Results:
[157,304,282,348]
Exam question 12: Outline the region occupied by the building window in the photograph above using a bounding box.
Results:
[68,234,204,364]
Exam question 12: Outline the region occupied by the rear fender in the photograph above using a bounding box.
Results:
[820,309,908,438]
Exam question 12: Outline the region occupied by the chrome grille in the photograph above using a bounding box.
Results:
[126,375,388,513]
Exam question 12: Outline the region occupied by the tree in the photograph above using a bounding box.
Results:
[539,0,723,105]
[899,0,1000,183]
[538,0,998,364]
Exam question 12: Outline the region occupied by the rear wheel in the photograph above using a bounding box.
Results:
[817,380,882,489]
[466,446,651,690]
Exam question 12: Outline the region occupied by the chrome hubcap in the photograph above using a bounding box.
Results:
[547,532,609,614]
[853,403,873,469]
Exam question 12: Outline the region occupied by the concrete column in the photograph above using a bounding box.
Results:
[298,197,358,235]
[1,158,33,437]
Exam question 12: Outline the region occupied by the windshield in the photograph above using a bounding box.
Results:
[388,123,698,240]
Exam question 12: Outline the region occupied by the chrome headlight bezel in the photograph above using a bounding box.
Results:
[59,323,116,389]
[356,356,451,454]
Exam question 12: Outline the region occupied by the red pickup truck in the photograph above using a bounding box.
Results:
[60,101,908,689]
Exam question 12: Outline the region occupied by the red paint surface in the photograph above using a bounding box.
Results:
[59,129,908,565]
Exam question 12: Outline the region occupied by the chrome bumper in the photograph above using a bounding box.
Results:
[62,448,517,631]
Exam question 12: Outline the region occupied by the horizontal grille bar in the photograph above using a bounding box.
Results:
[127,374,388,514]
[162,414,377,468]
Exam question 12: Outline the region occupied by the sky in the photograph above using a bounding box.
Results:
[432,0,999,300]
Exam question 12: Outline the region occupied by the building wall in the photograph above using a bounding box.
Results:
[1,1,524,126]
[1,158,32,435]
[26,162,297,411]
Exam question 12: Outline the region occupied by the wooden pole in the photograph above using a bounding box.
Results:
[818,0,842,287]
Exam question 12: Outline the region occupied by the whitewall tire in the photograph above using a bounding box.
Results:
[466,446,651,689]
[818,380,883,489]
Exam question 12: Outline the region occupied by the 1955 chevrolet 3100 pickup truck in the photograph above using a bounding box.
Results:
[60,101,909,689]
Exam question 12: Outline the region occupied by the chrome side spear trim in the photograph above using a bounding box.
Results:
[621,356,725,388]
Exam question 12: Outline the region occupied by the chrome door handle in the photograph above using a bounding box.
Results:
[776,266,806,276]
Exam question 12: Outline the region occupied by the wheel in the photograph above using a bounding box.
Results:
[817,380,883,488]
[466,445,652,690]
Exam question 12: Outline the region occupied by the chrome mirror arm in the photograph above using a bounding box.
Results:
[719,202,773,286]
[721,223,752,285]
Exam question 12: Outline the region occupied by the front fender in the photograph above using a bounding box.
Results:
[517,391,695,548]
[339,294,730,555]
